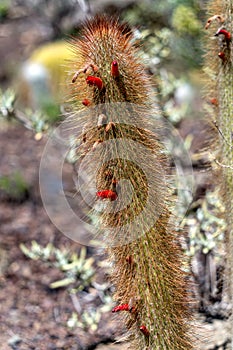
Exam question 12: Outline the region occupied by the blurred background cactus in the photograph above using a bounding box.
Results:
[17,41,75,122]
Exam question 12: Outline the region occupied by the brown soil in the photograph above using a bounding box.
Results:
[0,124,124,350]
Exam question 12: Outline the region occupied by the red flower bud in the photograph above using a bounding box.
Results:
[210,98,218,106]
[86,76,103,90]
[215,28,231,41]
[218,51,226,61]
[111,60,120,78]
[96,190,117,201]
[139,325,150,337]
[82,99,91,106]
[112,304,129,312]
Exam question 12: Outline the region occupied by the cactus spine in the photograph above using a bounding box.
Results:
[69,16,192,349]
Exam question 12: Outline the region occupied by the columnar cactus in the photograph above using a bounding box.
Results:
[69,16,193,349]
[204,0,233,342]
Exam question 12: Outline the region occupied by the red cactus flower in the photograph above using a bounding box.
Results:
[86,76,103,90]
[112,304,129,312]
[96,190,117,201]
[215,28,231,41]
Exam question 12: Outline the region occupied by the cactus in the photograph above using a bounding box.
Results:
[18,41,76,110]
[68,16,193,349]
[204,0,233,342]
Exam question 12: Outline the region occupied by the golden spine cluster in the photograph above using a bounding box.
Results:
[68,16,192,349]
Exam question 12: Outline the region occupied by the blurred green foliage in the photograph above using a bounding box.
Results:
[0,171,29,201]
[0,88,15,117]
[123,0,203,69]
[122,0,204,126]
[171,5,202,35]
[0,88,61,135]
[0,0,10,20]
[20,243,95,291]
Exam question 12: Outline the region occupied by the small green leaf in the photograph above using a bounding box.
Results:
[50,277,75,289]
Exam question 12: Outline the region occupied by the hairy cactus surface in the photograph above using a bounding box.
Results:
[204,0,233,342]
[68,16,193,349]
